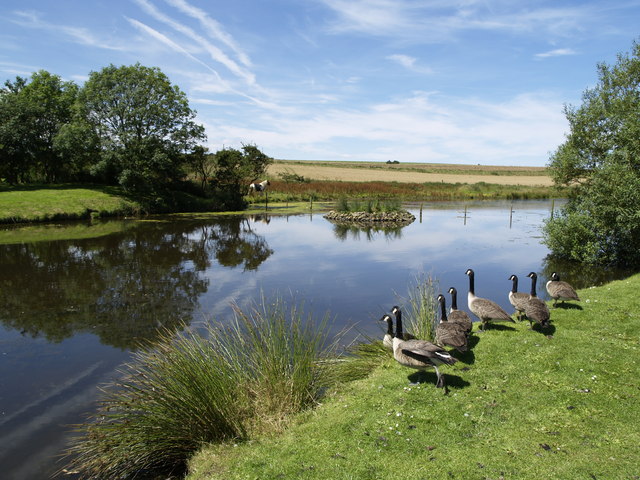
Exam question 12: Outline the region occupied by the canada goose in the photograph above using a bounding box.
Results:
[508,274,529,321]
[546,272,580,307]
[447,287,473,335]
[525,272,551,328]
[380,314,394,349]
[390,306,416,341]
[435,294,468,352]
[465,268,514,331]
[391,306,457,393]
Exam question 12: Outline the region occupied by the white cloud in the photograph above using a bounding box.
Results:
[201,90,567,165]
[534,48,577,59]
[10,10,126,51]
[318,0,592,41]
[164,0,252,68]
[386,54,434,74]
[387,54,416,68]
[133,0,256,85]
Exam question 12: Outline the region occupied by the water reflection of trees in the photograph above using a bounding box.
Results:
[0,217,273,349]
[332,224,406,241]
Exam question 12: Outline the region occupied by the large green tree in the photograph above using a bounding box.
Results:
[543,39,640,266]
[0,71,78,183]
[76,63,206,192]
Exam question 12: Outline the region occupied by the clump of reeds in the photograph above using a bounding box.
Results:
[335,196,403,213]
[63,296,339,479]
[400,272,440,341]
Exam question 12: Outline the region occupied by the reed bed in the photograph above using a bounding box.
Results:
[251,180,560,205]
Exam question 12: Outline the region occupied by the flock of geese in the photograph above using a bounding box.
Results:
[379,268,581,394]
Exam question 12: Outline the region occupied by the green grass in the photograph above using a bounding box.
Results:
[0,184,141,223]
[187,275,640,480]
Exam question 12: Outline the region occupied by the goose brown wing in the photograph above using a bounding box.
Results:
[470,297,513,321]
[401,341,457,366]
[448,310,473,333]
[435,324,468,352]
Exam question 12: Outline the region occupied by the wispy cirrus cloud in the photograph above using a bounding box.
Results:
[132,0,256,85]
[318,0,592,41]
[534,48,577,59]
[386,54,434,74]
[164,0,252,68]
[10,10,126,51]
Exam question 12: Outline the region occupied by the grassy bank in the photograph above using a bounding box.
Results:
[187,275,640,480]
[0,184,143,223]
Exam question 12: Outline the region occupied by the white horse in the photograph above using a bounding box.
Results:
[248,179,270,195]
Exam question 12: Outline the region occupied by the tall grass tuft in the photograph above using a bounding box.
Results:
[400,272,439,341]
[63,296,338,479]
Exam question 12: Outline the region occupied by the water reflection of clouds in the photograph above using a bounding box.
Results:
[191,203,555,335]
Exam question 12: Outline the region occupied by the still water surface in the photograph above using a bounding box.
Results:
[0,200,632,478]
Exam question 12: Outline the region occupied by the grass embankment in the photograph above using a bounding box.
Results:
[188,276,640,480]
[0,184,142,224]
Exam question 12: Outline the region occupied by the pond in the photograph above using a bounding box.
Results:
[0,199,632,479]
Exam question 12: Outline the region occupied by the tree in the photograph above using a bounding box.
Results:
[0,71,77,183]
[189,145,215,191]
[543,39,640,266]
[77,63,206,191]
[211,144,273,210]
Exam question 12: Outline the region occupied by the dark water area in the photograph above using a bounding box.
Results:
[0,200,634,479]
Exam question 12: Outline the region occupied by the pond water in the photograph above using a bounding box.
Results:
[0,199,633,479]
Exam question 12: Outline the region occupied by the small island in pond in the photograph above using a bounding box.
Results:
[323,209,416,227]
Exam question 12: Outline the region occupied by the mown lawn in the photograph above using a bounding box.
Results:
[187,275,640,480]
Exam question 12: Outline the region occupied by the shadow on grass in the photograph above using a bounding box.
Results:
[478,322,517,332]
[531,322,557,336]
[453,337,478,364]
[407,370,471,391]
[552,302,583,311]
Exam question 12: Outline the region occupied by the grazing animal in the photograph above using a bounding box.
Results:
[525,272,551,328]
[435,294,468,352]
[248,179,270,195]
[465,268,514,331]
[390,306,416,341]
[380,314,394,350]
[546,271,580,307]
[508,274,529,321]
[391,306,457,393]
[447,287,473,335]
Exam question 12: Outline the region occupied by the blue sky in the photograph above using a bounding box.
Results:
[1,0,639,166]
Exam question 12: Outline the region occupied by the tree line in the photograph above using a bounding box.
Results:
[0,63,271,210]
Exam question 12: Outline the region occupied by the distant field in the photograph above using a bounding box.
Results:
[269,160,553,186]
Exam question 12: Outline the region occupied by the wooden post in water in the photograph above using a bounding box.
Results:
[509,203,514,228]
[457,205,469,225]
[419,203,423,223]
